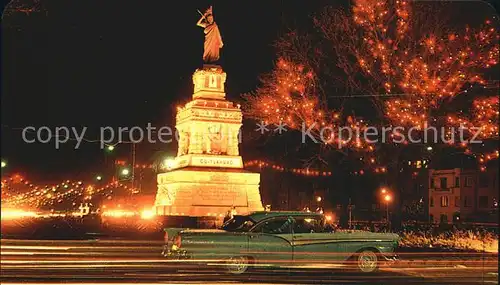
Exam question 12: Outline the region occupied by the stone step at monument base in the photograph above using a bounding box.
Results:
[157,215,224,229]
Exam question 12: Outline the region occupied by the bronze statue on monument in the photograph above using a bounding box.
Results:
[197,6,223,63]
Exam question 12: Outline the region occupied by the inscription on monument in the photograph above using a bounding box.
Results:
[193,186,247,207]
[192,156,242,168]
[200,158,233,166]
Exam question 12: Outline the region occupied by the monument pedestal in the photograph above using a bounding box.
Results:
[155,167,263,217]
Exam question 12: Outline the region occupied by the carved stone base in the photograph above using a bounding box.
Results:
[155,167,264,217]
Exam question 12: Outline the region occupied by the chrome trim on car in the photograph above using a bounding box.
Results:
[292,239,398,246]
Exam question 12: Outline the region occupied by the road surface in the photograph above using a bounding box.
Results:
[1,239,498,284]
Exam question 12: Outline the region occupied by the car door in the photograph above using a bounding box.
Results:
[247,217,294,267]
[292,216,344,265]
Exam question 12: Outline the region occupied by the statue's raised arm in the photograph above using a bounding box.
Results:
[197,6,223,63]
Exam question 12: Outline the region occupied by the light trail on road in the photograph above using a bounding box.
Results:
[1,239,498,285]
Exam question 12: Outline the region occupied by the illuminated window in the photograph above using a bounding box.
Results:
[440,196,449,207]
[455,177,460,187]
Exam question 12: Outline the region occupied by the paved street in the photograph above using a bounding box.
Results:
[1,239,498,284]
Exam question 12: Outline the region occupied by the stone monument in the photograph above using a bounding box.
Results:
[154,7,263,216]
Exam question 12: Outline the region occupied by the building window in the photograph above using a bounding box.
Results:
[440,177,447,189]
[430,197,434,207]
[465,177,473,187]
[455,177,460,187]
[455,196,460,207]
[479,174,489,188]
[430,178,435,188]
[464,196,470,207]
[479,196,488,208]
[441,196,449,207]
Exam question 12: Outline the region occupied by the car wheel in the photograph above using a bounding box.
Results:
[356,250,378,273]
[226,256,249,274]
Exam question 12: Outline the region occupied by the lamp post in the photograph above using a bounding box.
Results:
[131,143,136,190]
[379,187,392,229]
[348,198,352,229]
[384,194,392,229]
[315,196,323,214]
[1,160,7,168]
[119,168,131,184]
[106,143,138,192]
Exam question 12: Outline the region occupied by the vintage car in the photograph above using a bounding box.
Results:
[162,211,399,274]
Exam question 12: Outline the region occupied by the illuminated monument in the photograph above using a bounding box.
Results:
[154,6,263,217]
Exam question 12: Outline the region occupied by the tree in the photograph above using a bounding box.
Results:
[244,0,499,223]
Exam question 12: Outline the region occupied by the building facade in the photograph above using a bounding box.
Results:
[428,168,498,223]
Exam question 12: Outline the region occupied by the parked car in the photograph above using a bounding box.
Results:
[162,211,399,274]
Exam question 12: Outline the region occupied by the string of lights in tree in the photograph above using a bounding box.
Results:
[245,59,375,151]
[351,0,498,128]
[447,96,499,139]
[244,160,388,176]
[245,0,499,170]
[245,57,498,165]
[477,150,500,172]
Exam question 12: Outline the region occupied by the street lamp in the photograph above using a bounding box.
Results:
[96,175,103,181]
[427,146,433,151]
[384,194,392,202]
[380,188,387,194]
[384,194,392,227]
[163,157,175,170]
[1,160,6,168]
[316,196,322,202]
[120,168,130,177]
[106,145,115,152]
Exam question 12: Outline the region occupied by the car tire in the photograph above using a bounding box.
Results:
[226,256,249,275]
[356,250,379,273]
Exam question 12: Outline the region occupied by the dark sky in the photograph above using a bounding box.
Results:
[1,0,498,181]
[1,0,330,180]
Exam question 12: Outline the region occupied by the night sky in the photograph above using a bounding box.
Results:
[1,0,498,181]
